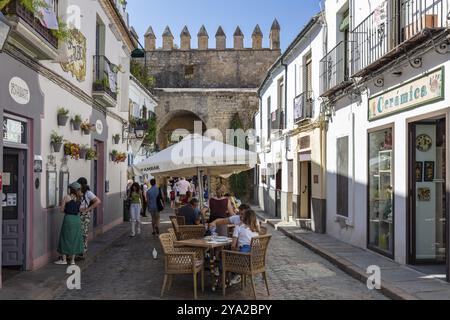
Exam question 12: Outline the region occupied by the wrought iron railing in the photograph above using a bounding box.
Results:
[93,55,118,101]
[351,0,448,76]
[2,0,58,48]
[271,109,284,131]
[294,91,314,123]
[320,41,349,96]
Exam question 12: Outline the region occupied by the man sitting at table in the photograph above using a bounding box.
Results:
[178,198,201,225]
[209,204,261,232]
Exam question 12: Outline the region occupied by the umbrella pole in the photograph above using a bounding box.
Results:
[197,167,204,208]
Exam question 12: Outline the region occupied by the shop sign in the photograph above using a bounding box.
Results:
[3,117,26,144]
[96,120,103,135]
[369,68,444,121]
[9,77,30,105]
[60,28,87,82]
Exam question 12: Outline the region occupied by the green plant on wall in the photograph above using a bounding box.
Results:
[142,116,157,146]
[130,60,156,90]
[228,113,249,200]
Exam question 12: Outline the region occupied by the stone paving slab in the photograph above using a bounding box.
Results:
[0,222,129,300]
[253,206,450,300]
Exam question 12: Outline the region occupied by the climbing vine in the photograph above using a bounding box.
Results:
[229,113,250,200]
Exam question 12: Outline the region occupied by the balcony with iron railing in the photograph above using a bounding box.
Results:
[294,91,314,124]
[271,108,285,132]
[93,55,118,107]
[1,0,59,59]
[319,41,352,97]
[351,0,449,77]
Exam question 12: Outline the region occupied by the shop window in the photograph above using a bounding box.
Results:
[337,136,349,217]
[368,128,394,256]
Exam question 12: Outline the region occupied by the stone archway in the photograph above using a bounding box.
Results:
[157,110,207,149]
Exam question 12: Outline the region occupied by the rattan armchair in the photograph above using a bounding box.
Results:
[221,235,272,298]
[159,233,205,299]
[178,225,206,240]
[170,216,206,240]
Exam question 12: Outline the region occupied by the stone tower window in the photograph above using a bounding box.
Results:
[185,65,194,79]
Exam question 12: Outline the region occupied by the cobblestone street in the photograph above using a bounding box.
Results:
[53,212,387,300]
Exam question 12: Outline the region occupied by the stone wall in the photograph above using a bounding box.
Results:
[155,89,260,147]
[136,49,280,89]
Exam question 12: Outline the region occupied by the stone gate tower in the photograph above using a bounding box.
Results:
[135,20,281,149]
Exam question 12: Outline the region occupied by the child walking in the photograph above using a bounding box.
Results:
[54,182,85,265]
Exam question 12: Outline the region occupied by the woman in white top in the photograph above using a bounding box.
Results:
[231,209,259,253]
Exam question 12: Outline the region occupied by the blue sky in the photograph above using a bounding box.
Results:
[127,0,322,52]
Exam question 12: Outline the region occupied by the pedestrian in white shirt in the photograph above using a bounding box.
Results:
[176,177,190,196]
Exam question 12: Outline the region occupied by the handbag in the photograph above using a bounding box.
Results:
[156,188,164,212]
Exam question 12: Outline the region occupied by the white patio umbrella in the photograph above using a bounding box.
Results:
[135,134,258,206]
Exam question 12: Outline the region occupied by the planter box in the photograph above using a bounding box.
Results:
[404,14,438,41]
[57,115,69,126]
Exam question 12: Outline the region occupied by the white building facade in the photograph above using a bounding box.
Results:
[322,0,450,279]
[1,0,136,287]
[128,74,158,181]
[255,14,327,232]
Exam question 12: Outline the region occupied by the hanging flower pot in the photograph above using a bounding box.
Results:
[57,107,70,126]
[71,115,82,131]
[80,121,94,135]
[79,146,88,160]
[52,142,63,153]
[113,134,121,145]
[64,142,81,160]
[50,131,64,153]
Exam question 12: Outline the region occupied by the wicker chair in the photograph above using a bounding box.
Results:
[221,235,272,298]
[259,225,268,235]
[176,215,186,226]
[159,233,205,299]
[178,225,206,240]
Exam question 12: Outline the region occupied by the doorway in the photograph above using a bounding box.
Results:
[2,148,26,270]
[93,141,104,230]
[408,118,447,268]
[298,161,312,220]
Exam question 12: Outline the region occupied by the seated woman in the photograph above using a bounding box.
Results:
[231,209,260,253]
[210,204,261,233]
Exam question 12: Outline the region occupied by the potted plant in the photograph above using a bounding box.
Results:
[115,152,127,163]
[71,114,82,131]
[93,79,103,91]
[63,142,81,160]
[50,131,64,153]
[57,107,70,126]
[79,144,89,159]
[86,148,97,160]
[80,120,94,135]
[110,149,119,162]
[113,134,121,145]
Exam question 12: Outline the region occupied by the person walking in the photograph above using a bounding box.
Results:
[129,182,144,237]
[141,183,148,217]
[147,179,163,235]
[209,184,235,237]
[54,182,84,266]
[77,177,101,259]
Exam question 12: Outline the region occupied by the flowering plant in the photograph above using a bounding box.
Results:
[86,148,97,160]
[80,121,95,134]
[110,150,127,163]
[64,141,81,160]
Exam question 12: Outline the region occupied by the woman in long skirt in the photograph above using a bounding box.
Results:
[54,182,84,265]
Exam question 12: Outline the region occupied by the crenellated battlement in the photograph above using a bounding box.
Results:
[144,19,281,52]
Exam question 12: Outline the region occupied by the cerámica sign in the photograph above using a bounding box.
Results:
[369,68,445,121]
